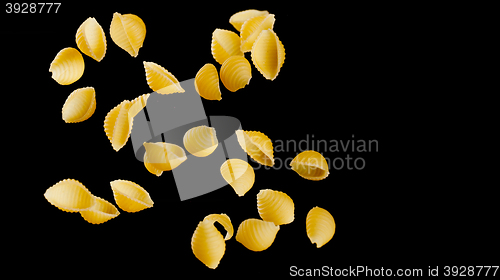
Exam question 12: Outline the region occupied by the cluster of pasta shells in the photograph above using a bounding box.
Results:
[290,150,330,181]
[61,87,96,123]
[236,130,275,166]
[183,125,218,157]
[220,159,255,196]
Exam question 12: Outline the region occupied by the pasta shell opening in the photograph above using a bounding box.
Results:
[290,150,329,180]
[80,196,120,224]
[110,179,153,212]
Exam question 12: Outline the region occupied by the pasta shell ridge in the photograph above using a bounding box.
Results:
[235,218,280,252]
[235,130,274,166]
[110,179,153,212]
[143,142,187,172]
[143,61,185,94]
[240,14,275,52]
[211,29,243,65]
[251,29,285,80]
[306,206,336,248]
[44,179,95,213]
[220,56,252,92]
[104,100,132,151]
[62,87,96,123]
[257,189,294,225]
[76,17,107,62]
[290,150,329,181]
[229,9,269,32]
[128,93,150,131]
[220,159,255,196]
[183,125,218,157]
[49,47,85,85]
[194,63,221,101]
[80,196,120,224]
[109,12,146,57]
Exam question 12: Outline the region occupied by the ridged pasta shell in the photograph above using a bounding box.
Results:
[110,179,153,213]
[235,130,274,166]
[211,29,243,65]
[220,159,255,196]
[104,100,132,151]
[257,189,294,225]
[49,47,84,85]
[128,93,150,131]
[240,14,275,53]
[109,12,146,57]
[44,179,95,213]
[143,142,187,174]
[80,196,120,224]
[143,61,185,94]
[62,87,96,123]
[251,29,285,80]
[183,125,218,157]
[191,213,233,269]
[220,56,252,92]
[194,63,221,101]
[290,150,329,181]
[229,9,269,32]
[235,218,280,252]
[76,17,106,62]
[306,206,336,248]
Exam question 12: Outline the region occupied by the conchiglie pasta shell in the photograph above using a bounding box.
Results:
[229,9,269,32]
[211,29,243,65]
[76,17,106,62]
[110,180,153,213]
[62,87,96,123]
[236,218,280,252]
[143,61,184,94]
[240,14,275,53]
[109,12,146,57]
[306,206,336,248]
[220,56,252,92]
[257,189,294,225]
[104,100,132,151]
[194,63,221,101]
[128,93,150,131]
[220,159,255,196]
[80,196,120,224]
[183,125,218,157]
[235,130,274,166]
[191,213,233,269]
[143,142,187,173]
[251,29,285,80]
[49,47,85,85]
[290,150,329,181]
[44,179,95,212]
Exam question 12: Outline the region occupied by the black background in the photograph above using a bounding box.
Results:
[6,1,497,277]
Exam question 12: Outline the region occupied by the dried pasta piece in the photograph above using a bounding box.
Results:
[229,9,269,32]
[235,218,280,252]
[251,29,285,80]
[62,87,96,123]
[290,150,329,181]
[194,63,221,101]
[128,93,150,131]
[235,130,274,166]
[191,213,233,269]
[44,179,95,212]
[143,142,187,175]
[211,29,243,65]
[220,159,255,196]
[240,14,275,52]
[76,17,106,62]
[183,125,218,157]
[220,56,252,92]
[80,196,120,224]
[49,47,85,85]
[306,206,335,248]
[110,179,153,213]
[104,100,132,151]
[257,189,294,225]
[109,12,146,57]
[143,61,185,94]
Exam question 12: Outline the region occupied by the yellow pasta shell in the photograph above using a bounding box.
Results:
[80,196,120,224]
[235,130,274,166]
[290,150,329,181]
[183,125,218,157]
[251,29,285,80]
[235,218,280,252]
[306,206,336,248]
[191,213,233,269]
[104,100,132,151]
[143,142,187,174]
[194,63,221,101]
[76,17,106,62]
[229,9,269,32]
[61,87,96,123]
[128,93,150,131]
[49,47,85,85]
[44,179,95,213]
[257,189,294,225]
[110,179,153,213]
[211,29,243,65]
[109,12,146,57]
[220,159,255,196]
[143,61,185,94]
[220,56,252,92]
[240,14,275,53]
